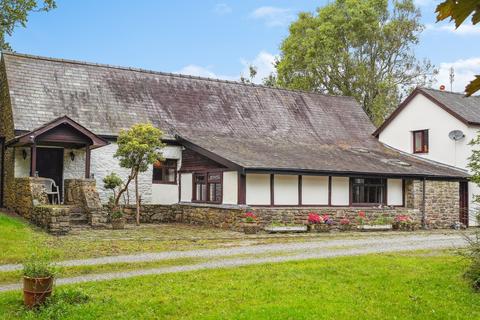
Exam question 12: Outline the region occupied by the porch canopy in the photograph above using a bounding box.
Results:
[6,115,108,178]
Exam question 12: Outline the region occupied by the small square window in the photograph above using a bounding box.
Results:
[152,159,177,184]
[413,130,428,154]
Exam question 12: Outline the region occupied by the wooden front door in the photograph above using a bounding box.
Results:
[36,147,64,200]
[459,181,469,227]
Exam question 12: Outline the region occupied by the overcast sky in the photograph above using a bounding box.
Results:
[8,0,480,92]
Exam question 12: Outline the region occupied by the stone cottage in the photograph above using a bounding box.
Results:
[0,52,470,230]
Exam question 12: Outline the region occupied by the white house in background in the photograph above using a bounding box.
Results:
[374,87,480,226]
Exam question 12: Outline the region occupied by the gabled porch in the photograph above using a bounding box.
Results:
[6,115,108,204]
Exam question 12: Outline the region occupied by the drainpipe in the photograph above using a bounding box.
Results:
[421,177,427,229]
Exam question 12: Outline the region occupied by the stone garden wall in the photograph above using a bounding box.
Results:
[31,205,72,235]
[13,177,49,219]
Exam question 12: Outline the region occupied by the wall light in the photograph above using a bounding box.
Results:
[69,151,75,161]
[22,149,27,160]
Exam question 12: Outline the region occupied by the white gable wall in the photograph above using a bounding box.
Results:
[378,93,479,225]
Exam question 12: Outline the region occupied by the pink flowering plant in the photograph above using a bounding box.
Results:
[393,214,416,231]
[244,212,258,223]
[339,217,351,231]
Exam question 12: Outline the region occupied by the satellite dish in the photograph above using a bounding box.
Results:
[449,130,465,141]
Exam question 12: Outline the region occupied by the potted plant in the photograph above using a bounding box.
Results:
[339,217,352,231]
[243,212,259,234]
[22,255,56,308]
[111,209,125,230]
[307,213,332,232]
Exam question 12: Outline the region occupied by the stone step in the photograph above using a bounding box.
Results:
[69,218,89,225]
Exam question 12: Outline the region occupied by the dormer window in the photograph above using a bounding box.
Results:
[413,130,429,154]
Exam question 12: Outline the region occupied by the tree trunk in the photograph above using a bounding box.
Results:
[135,173,140,226]
[114,168,136,210]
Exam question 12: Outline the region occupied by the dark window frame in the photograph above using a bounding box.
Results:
[152,159,178,184]
[412,129,429,154]
[192,170,223,204]
[350,177,386,206]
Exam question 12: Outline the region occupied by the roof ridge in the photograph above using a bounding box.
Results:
[1,50,356,100]
[421,86,479,97]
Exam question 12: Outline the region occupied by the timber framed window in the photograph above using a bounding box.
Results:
[413,129,429,154]
[193,171,223,203]
[351,177,386,205]
[152,159,177,184]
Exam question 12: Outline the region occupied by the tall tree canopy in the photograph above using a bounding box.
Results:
[436,0,480,96]
[274,0,436,126]
[0,0,56,51]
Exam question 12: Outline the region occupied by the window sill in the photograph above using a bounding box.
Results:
[152,181,177,185]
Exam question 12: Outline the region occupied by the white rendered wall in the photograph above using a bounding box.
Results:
[63,148,86,180]
[302,176,329,205]
[14,147,30,177]
[331,177,349,205]
[91,143,182,204]
[180,173,193,202]
[222,171,238,205]
[150,146,182,204]
[246,174,270,205]
[274,175,298,205]
[387,179,403,206]
[378,93,479,225]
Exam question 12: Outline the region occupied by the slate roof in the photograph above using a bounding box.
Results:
[2,52,468,178]
[374,88,480,137]
[421,88,480,124]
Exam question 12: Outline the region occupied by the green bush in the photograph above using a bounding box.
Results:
[23,254,56,278]
[21,288,90,320]
[462,231,480,291]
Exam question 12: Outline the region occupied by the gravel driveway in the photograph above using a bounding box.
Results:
[0,232,468,292]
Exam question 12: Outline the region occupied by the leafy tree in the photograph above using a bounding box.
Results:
[114,123,165,225]
[274,0,437,126]
[436,0,480,96]
[0,0,56,51]
[240,65,257,84]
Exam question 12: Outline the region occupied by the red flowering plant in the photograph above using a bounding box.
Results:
[393,214,416,231]
[244,212,258,223]
[308,213,322,224]
[322,214,334,226]
[356,211,367,225]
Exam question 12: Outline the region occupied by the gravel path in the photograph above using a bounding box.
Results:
[0,233,467,292]
[0,233,465,272]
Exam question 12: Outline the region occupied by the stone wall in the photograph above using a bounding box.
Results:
[120,205,181,224]
[64,179,107,228]
[13,177,49,219]
[0,59,16,210]
[31,205,71,235]
[405,179,460,228]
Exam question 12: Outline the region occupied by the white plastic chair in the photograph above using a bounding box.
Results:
[39,178,60,204]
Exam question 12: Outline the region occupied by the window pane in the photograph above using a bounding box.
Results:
[167,168,176,182]
[414,131,422,152]
[352,178,384,204]
[152,167,163,181]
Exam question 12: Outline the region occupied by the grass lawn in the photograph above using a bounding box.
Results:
[3,211,464,265]
[0,253,479,319]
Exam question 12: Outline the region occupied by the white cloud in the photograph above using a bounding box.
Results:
[175,51,277,85]
[250,6,294,27]
[175,64,236,81]
[425,23,480,35]
[434,57,480,93]
[213,3,232,15]
[240,51,277,84]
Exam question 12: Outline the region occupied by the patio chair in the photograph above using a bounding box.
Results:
[39,178,61,204]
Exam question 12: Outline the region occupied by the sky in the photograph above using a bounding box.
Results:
[6,0,480,92]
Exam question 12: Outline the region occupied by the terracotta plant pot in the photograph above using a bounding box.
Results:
[111,217,125,230]
[243,223,258,234]
[23,276,54,308]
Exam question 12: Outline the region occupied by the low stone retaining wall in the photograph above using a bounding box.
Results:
[31,205,72,235]
[120,205,181,224]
